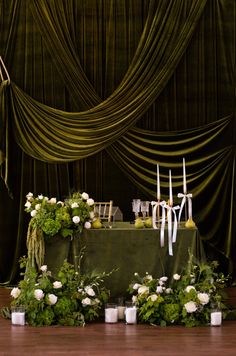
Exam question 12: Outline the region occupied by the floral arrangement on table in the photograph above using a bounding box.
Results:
[24,191,95,269]
[6,254,110,326]
[128,253,229,327]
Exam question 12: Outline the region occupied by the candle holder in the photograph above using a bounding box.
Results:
[132,199,141,220]
[11,306,25,326]
[105,303,118,323]
[117,297,126,321]
[125,301,137,324]
[210,304,222,326]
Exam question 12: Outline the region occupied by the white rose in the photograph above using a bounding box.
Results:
[34,289,44,301]
[89,211,95,219]
[160,276,168,282]
[184,301,197,313]
[48,294,58,305]
[173,273,181,280]
[132,295,137,304]
[87,198,94,206]
[145,274,153,281]
[165,288,172,294]
[149,294,158,302]
[84,221,91,229]
[82,297,91,306]
[72,216,80,224]
[49,198,57,204]
[185,286,196,293]
[24,201,31,208]
[133,283,141,290]
[85,286,95,297]
[26,192,33,198]
[10,287,21,299]
[81,192,89,200]
[53,281,62,289]
[57,201,64,206]
[38,194,44,200]
[156,286,163,294]
[40,265,47,272]
[71,202,79,208]
[30,210,37,217]
[35,203,41,210]
[159,280,164,286]
[44,197,49,201]
[197,292,210,305]
[138,285,149,295]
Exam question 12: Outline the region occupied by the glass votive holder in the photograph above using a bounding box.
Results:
[210,310,222,326]
[117,297,126,321]
[125,301,137,324]
[105,303,118,323]
[11,306,25,326]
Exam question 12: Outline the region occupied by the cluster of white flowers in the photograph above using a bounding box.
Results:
[78,285,101,306]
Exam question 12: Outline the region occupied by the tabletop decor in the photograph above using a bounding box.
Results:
[127,252,229,327]
[24,191,95,269]
[6,253,111,326]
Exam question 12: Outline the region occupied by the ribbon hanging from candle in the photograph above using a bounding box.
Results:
[177,193,192,222]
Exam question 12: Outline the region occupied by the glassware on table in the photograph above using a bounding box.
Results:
[105,303,118,323]
[140,201,150,219]
[132,199,141,219]
[125,301,137,324]
[11,306,25,326]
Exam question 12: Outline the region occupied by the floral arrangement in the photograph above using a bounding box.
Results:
[24,191,95,269]
[7,254,110,326]
[128,253,229,327]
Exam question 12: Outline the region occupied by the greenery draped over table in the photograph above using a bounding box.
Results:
[0,0,235,285]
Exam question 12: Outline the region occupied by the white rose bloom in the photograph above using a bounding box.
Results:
[156,286,163,294]
[24,201,31,208]
[53,281,62,289]
[87,198,94,206]
[30,210,37,217]
[71,202,79,208]
[72,216,80,224]
[197,292,210,305]
[10,287,21,299]
[89,211,95,219]
[34,289,44,301]
[185,285,196,293]
[138,285,149,295]
[173,273,181,280]
[84,221,91,229]
[160,276,168,282]
[38,194,44,200]
[44,197,49,201]
[145,275,153,281]
[57,201,64,206]
[35,203,41,210]
[165,288,172,294]
[85,286,95,296]
[82,297,91,306]
[159,280,164,286]
[49,198,57,204]
[184,301,197,313]
[133,283,141,290]
[26,192,33,198]
[132,295,137,303]
[48,294,58,305]
[81,192,89,200]
[40,265,47,272]
[149,294,158,302]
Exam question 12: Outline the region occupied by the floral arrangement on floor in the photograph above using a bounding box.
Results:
[6,254,110,326]
[24,191,95,268]
[128,253,229,327]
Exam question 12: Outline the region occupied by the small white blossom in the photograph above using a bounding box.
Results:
[84,221,91,229]
[94,298,100,304]
[81,192,89,200]
[53,281,62,289]
[71,202,79,208]
[30,210,37,217]
[156,286,163,294]
[24,201,31,208]
[35,203,41,210]
[165,288,172,294]
[57,201,64,206]
[184,301,197,313]
[85,286,95,297]
[34,289,44,301]
[160,276,168,282]
[49,198,57,204]
[173,273,181,280]
[48,294,58,305]
[82,297,91,306]
[134,272,138,276]
[138,285,149,295]
[159,280,164,286]
[26,192,33,198]
[132,295,137,304]
[38,194,44,200]
[87,198,94,206]
[197,293,210,305]
[185,285,196,293]
[40,265,47,272]
[148,294,158,302]
[44,197,49,201]
[72,216,80,224]
[10,287,21,299]
[89,211,95,219]
[145,275,153,281]
[133,283,141,290]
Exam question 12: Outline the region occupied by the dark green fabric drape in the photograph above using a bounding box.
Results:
[0,0,235,284]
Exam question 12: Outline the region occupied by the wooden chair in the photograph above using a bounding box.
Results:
[94,201,113,223]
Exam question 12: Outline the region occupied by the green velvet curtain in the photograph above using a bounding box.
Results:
[0,0,235,284]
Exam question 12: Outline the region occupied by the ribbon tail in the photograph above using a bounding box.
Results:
[160,206,165,247]
[178,196,186,222]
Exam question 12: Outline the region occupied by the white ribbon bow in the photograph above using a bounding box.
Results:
[177,193,193,222]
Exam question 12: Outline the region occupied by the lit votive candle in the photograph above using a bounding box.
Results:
[105,304,118,323]
[11,307,25,326]
[125,302,137,324]
[211,311,222,326]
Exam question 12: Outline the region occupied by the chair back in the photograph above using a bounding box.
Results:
[94,201,113,223]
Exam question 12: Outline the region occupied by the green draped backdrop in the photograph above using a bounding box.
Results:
[0,0,235,284]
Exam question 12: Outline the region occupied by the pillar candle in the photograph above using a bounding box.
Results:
[11,312,25,326]
[105,306,118,323]
[210,311,222,326]
[125,307,137,324]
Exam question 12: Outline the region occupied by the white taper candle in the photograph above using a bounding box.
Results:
[169,169,173,206]
[183,158,187,194]
[157,164,160,200]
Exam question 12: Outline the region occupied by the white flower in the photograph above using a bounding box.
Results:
[138,285,149,295]
[10,287,21,299]
[24,201,31,208]
[89,211,95,219]
[84,221,91,229]
[197,293,210,305]
[160,276,168,282]
[148,294,158,302]
[30,210,37,217]
[133,283,141,290]
[48,294,58,305]
[71,202,79,208]
[156,286,163,294]
[85,286,95,296]
[26,192,33,198]
[145,275,153,281]
[81,192,89,200]
[185,285,196,293]
[87,198,94,206]
[72,216,80,224]
[53,281,62,289]
[49,198,57,204]
[173,273,181,280]
[44,197,49,201]
[165,288,172,294]
[134,272,138,276]
[35,203,41,210]
[82,297,91,306]
[159,280,164,286]
[94,298,100,304]
[40,265,47,272]
[132,295,137,303]
[184,301,197,313]
[34,289,44,301]
[38,194,44,200]
[57,201,64,206]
